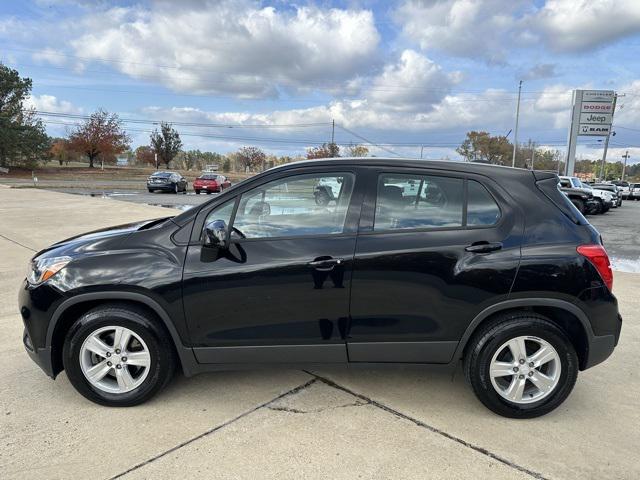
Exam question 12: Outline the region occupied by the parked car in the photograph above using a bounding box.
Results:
[313,176,343,205]
[629,183,640,200]
[580,182,614,211]
[612,181,630,199]
[194,174,232,194]
[558,179,600,214]
[19,158,621,418]
[147,171,188,194]
[559,176,612,213]
[593,183,622,207]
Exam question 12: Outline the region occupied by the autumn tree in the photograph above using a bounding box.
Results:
[0,63,50,168]
[307,142,340,159]
[346,144,369,157]
[456,131,511,165]
[134,145,155,166]
[50,138,78,166]
[68,109,130,168]
[150,122,182,168]
[236,146,266,172]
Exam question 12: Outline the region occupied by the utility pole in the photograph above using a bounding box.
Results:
[600,93,620,180]
[531,143,536,170]
[420,145,424,159]
[511,80,523,167]
[622,151,630,181]
[331,119,335,144]
[154,153,158,170]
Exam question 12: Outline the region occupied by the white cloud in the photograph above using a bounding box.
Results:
[395,0,528,63]
[368,50,461,111]
[67,1,380,97]
[32,48,68,66]
[533,0,640,52]
[24,94,82,114]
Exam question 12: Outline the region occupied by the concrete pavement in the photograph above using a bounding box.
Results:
[1,187,638,480]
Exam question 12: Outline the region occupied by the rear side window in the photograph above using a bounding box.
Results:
[374,174,464,231]
[467,180,500,226]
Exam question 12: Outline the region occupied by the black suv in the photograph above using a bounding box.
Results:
[19,159,622,418]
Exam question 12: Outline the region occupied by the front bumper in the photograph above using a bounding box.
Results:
[23,328,55,378]
[19,280,61,378]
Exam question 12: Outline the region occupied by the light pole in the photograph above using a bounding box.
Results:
[511,80,523,167]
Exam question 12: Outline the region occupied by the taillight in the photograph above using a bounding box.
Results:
[577,244,613,291]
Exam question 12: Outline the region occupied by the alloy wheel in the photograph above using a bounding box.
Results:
[79,326,151,394]
[489,335,561,404]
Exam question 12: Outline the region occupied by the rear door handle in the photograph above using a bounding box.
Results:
[308,257,344,271]
[465,242,503,253]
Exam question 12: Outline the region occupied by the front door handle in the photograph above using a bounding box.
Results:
[465,242,503,253]
[308,257,344,271]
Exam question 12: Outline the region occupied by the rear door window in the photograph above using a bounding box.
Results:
[374,174,464,231]
[467,180,500,226]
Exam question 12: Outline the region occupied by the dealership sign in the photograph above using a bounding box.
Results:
[582,90,615,102]
[580,101,614,114]
[565,89,616,175]
[579,113,612,124]
[579,124,611,136]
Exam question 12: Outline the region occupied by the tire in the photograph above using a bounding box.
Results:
[195,190,201,195]
[173,184,179,194]
[464,311,578,418]
[62,304,176,407]
[570,198,584,214]
[148,189,154,193]
[315,190,331,206]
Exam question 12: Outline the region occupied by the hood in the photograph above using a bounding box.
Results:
[35,217,173,259]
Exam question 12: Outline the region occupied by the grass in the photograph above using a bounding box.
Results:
[1,161,252,183]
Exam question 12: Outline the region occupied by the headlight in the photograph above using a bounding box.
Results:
[27,256,72,285]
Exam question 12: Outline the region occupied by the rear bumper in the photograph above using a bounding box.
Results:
[147,183,175,191]
[583,314,622,369]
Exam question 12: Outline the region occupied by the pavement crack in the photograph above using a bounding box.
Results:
[267,400,368,414]
[303,370,551,480]
[0,233,37,252]
[107,377,317,480]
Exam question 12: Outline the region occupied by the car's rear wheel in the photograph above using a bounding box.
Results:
[195,190,200,194]
[62,304,176,406]
[464,311,578,418]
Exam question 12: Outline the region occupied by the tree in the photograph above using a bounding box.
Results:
[0,63,50,168]
[150,122,182,168]
[306,142,340,159]
[346,144,369,157]
[134,145,155,166]
[68,109,130,168]
[50,138,78,166]
[236,146,266,172]
[456,131,511,165]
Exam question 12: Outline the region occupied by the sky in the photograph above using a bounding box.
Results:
[2,0,640,164]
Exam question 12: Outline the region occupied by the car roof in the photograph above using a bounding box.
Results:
[266,157,546,181]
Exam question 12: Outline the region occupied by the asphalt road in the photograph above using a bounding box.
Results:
[589,200,640,268]
[1,187,639,479]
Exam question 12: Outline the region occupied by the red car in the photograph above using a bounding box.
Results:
[193,174,231,194]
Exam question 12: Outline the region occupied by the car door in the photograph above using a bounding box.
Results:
[347,168,522,364]
[182,167,364,364]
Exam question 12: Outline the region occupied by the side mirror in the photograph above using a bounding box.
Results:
[202,219,229,249]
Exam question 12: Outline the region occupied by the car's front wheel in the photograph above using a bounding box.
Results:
[62,304,176,406]
[464,311,578,418]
